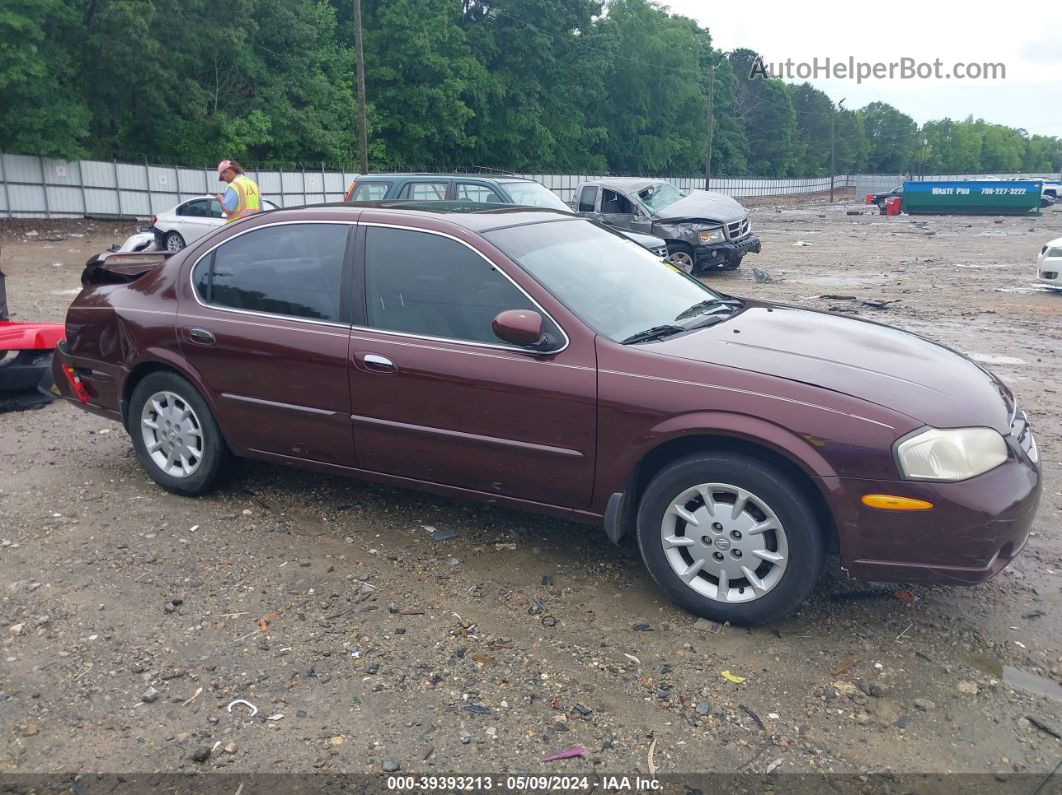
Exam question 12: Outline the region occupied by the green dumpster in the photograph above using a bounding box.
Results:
[901,180,1042,215]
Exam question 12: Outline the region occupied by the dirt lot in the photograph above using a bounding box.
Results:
[1,200,1061,785]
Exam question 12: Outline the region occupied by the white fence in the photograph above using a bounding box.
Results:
[0,151,862,219]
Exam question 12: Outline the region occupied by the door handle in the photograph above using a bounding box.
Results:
[359,352,396,373]
[188,328,215,345]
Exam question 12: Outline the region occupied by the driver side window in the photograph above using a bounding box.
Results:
[601,189,633,215]
[363,226,553,346]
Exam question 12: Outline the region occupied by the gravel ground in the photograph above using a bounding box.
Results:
[1,200,1061,783]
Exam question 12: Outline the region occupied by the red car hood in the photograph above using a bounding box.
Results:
[0,321,66,351]
[643,304,1013,432]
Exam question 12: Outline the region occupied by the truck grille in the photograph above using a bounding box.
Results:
[726,217,750,240]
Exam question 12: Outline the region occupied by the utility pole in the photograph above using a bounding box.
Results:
[354,0,368,173]
[830,97,845,202]
[704,63,716,191]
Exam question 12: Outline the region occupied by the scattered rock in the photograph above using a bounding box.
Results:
[141,686,159,703]
[9,623,24,636]
[859,680,888,698]
[696,703,711,717]
[460,732,472,744]
[224,743,237,754]
[914,698,936,711]
[191,746,211,763]
[958,681,979,695]
[382,759,400,772]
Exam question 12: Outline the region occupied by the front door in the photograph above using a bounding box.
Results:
[599,188,638,231]
[347,223,596,508]
[178,221,355,466]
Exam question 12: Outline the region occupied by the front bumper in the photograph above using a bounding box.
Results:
[838,449,1041,585]
[694,235,762,268]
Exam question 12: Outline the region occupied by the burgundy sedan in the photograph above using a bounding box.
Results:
[53,204,1041,624]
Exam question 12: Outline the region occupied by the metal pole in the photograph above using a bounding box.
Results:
[354,0,369,173]
[0,151,10,218]
[41,156,51,218]
[113,157,123,219]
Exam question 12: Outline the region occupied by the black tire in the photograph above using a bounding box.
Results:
[128,371,233,496]
[636,451,825,625]
[164,231,186,252]
[723,254,743,271]
[666,243,696,274]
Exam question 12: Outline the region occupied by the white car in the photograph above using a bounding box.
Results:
[1038,236,1062,292]
[150,195,278,252]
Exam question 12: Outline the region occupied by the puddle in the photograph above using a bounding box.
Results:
[966,653,1003,677]
[966,353,1026,365]
[1003,666,1062,702]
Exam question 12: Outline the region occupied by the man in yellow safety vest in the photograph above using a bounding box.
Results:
[214,160,261,222]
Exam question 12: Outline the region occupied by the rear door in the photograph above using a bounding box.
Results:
[346,222,597,507]
[179,221,355,466]
[173,199,220,243]
[575,185,600,220]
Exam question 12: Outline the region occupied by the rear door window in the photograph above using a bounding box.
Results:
[192,223,350,323]
[577,186,598,212]
[401,181,450,201]
[178,199,212,217]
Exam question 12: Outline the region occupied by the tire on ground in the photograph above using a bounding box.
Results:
[636,450,825,625]
[128,370,234,496]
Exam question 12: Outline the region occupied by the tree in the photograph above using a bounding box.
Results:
[728,48,796,177]
[833,109,869,173]
[861,101,917,172]
[787,83,833,176]
[0,0,89,157]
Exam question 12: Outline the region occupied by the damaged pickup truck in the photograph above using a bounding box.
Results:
[571,178,761,274]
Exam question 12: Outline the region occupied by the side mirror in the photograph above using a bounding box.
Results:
[492,309,553,350]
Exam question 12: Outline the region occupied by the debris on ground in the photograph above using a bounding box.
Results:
[227,699,258,717]
[1026,716,1062,740]
[752,267,773,284]
[542,746,585,763]
[721,670,746,684]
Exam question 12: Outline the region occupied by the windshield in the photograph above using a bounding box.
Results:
[637,182,684,213]
[484,219,726,342]
[500,181,572,212]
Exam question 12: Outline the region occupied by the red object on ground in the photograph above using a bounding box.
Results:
[0,321,65,351]
[865,193,875,205]
[885,196,902,216]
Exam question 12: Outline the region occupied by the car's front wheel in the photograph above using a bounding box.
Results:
[128,371,233,496]
[666,244,695,274]
[636,451,825,625]
[164,231,186,252]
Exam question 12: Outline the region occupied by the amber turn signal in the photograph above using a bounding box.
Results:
[861,494,934,511]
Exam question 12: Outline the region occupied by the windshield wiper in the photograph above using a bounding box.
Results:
[621,324,687,345]
[674,297,742,321]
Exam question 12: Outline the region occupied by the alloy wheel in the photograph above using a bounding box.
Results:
[140,390,204,478]
[659,482,789,603]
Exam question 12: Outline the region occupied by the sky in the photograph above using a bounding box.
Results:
[664,0,1062,135]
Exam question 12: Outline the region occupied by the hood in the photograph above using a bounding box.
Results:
[644,304,1013,431]
[652,190,746,223]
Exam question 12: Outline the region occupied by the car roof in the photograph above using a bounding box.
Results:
[353,173,536,185]
[580,177,660,192]
[264,201,578,233]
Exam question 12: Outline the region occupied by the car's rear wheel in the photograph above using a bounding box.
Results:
[128,371,233,496]
[666,244,695,274]
[164,231,186,252]
[636,451,824,625]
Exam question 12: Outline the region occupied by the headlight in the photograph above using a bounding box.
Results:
[895,427,1008,481]
[697,228,724,245]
